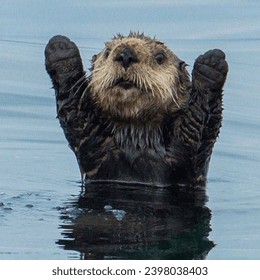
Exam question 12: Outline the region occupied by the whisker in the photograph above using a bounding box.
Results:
[67,75,86,92]
[78,87,88,109]
[72,78,88,98]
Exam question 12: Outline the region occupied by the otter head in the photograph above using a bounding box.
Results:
[89,32,191,121]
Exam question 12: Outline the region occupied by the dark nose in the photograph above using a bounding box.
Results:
[115,47,138,69]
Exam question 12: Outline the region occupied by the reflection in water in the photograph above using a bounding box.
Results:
[57,183,214,259]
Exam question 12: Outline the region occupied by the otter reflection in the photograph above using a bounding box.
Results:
[57,183,214,259]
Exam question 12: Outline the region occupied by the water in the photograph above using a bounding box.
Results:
[0,1,260,260]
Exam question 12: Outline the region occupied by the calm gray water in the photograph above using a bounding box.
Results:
[0,1,260,260]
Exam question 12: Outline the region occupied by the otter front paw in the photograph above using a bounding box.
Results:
[45,35,83,78]
[192,49,228,93]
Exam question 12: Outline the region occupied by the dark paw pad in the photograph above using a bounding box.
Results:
[45,35,82,75]
[193,49,228,92]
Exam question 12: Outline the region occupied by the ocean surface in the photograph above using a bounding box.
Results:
[0,0,259,260]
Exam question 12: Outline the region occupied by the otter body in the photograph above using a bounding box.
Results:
[45,33,228,187]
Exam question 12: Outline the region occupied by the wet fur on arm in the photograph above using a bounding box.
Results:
[174,49,228,185]
[45,36,91,156]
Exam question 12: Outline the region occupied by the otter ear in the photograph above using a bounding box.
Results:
[92,54,98,63]
[178,61,189,71]
[89,54,98,71]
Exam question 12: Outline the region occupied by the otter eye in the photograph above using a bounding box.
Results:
[155,53,165,65]
[104,48,111,59]
[179,61,188,71]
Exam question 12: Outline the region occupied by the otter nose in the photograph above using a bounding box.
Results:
[115,48,138,69]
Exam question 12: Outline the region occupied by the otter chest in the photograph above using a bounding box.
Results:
[79,124,177,185]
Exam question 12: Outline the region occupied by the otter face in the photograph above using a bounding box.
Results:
[89,32,191,120]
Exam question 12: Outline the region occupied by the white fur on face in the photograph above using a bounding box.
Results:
[88,35,190,119]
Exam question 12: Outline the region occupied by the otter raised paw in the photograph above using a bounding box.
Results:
[45,32,228,187]
[45,35,85,97]
[192,49,228,95]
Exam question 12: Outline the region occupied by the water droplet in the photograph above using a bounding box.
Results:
[104,205,113,211]
[111,209,126,221]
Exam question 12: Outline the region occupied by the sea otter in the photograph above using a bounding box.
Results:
[45,32,228,187]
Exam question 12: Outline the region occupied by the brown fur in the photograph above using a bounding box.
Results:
[87,32,191,121]
[45,33,228,186]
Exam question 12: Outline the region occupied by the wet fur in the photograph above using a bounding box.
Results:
[45,32,228,187]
